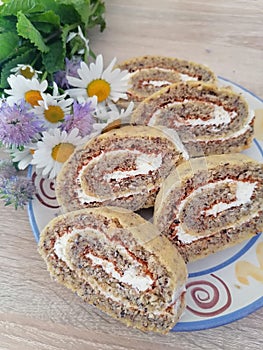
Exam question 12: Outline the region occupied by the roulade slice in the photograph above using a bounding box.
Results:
[131,81,254,157]
[38,206,187,334]
[56,125,188,212]
[116,55,216,107]
[154,153,263,262]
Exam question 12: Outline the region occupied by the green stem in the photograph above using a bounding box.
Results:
[44,30,61,44]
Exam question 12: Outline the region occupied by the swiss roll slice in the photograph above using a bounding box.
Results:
[56,125,188,212]
[38,206,187,334]
[116,55,216,107]
[154,153,263,263]
[131,81,254,157]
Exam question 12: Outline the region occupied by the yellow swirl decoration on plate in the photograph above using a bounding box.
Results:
[235,242,263,285]
[254,109,263,141]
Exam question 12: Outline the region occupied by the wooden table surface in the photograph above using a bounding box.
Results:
[0,1,262,349]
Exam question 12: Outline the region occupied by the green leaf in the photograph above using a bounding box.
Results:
[16,11,49,53]
[42,39,65,73]
[88,1,106,31]
[0,16,16,32]
[0,32,19,61]
[61,24,76,49]
[28,10,60,34]
[56,4,81,25]
[56,0,91,24]
[0,47,37,89]
[29,10,60,27]
[29,22,56,34]
[0,0,44,16]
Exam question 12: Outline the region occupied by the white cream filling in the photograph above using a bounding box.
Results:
[149,101,237,129]
[54,230,153,292]
[175,179,257,244]
[217,108,254,141]
[179,73,198,82]
[54,231,76,262]
[142,80,171,87]
[149,100,254,142]
[54,228,97,263]
[77,188,144,204]
[86,252,153,292]
[76,150,163,204]
[103,153,162,181]
[205,181,256,216]
[54,229,185,314]
[128,69,198,83]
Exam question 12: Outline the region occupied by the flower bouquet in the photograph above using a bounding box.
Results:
[0,0,133,208]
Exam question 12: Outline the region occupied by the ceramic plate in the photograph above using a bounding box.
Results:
[28,77,263,332]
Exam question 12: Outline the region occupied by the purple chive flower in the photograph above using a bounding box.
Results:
[0,100,45,147]
[61,100,95,137]
[0,160,17,184]
[54,57,82,89]
[0,175,35,209]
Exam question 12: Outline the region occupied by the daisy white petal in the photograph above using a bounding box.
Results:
[10,143,37,170]
[77,25,89,52]
[66,55,129,105]
[10,64,42,79]
[66,32,77,43]
[92,102,134,134]
[33,91,74,129]
[77,61,91,81]
[102,57,117,78]
[31,128,85,179]
[5,75,48,107]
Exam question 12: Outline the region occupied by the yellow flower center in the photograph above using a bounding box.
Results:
[51,143,75,163]
[24,90,43,106]
[20,66,35,79]
[29,149,35,155]
[87,79,111,103]
[44,105,65,123]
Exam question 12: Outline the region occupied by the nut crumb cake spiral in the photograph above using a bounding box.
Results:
[154,153,263,263]
[116,55,216,107]
[56,125,188,212]
[131,81,254,157]
[38,207,187,334]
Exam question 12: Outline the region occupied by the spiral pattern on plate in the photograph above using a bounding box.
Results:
[186,274,232,317]
[32,172,59,209]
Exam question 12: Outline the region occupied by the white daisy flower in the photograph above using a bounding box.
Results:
[77,26,89,54]
[33,82,74,128]
[31,128,85,179]
[10,143,38,170]
[67,54,129,105]
[92,101,134,135]
[4,75,48,106]
[67,26,89,54]
[95,101,134,122]
[10,64,42,79]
